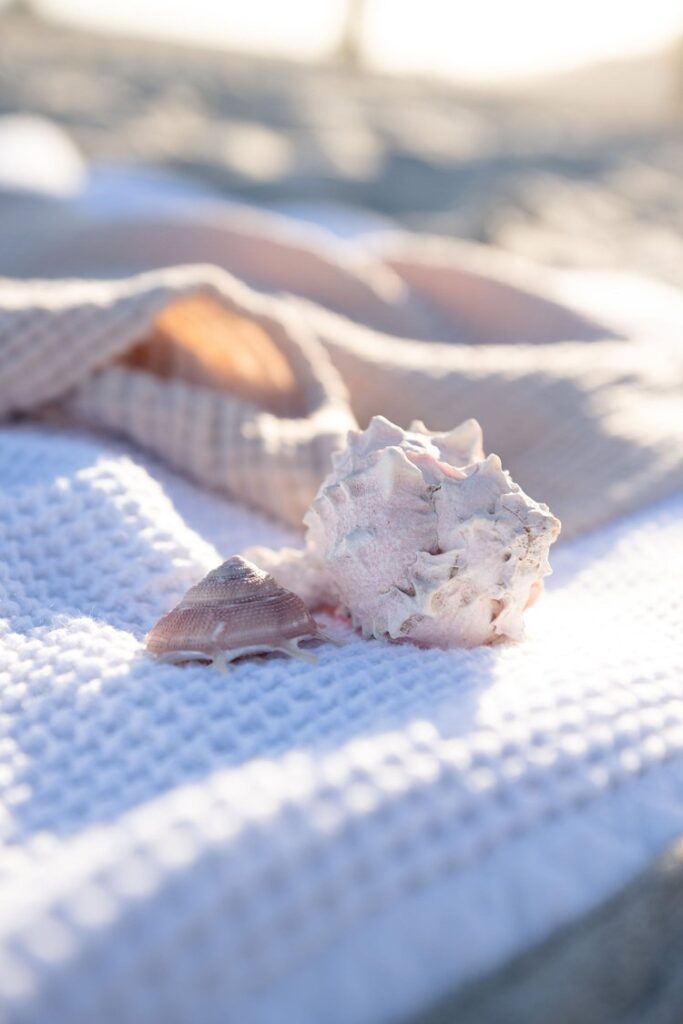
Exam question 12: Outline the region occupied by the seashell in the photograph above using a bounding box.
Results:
[246,416,561,649]
[146,555,328,669]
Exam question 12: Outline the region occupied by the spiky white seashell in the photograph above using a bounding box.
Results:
[146,555,327,668]
[247,416,560,648]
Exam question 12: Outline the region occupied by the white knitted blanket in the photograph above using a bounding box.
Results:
[1,169,683,1020]
[1,420,682,1024]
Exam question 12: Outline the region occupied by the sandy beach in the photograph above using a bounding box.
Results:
[1,7,682,285]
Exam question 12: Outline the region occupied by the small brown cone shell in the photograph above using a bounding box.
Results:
[146,556,324,668]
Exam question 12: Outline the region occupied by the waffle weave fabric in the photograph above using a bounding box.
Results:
[0,267,354,529]
[1,423,682,1024]
[2,223,683,542]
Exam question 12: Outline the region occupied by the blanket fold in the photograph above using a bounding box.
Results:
[1,215,682,539]
[0,267,354,526]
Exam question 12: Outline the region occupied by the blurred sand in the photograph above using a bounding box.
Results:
[1,8,682,285]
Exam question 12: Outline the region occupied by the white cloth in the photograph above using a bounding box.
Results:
[1,141,682,1021]
[1,422,682,1024]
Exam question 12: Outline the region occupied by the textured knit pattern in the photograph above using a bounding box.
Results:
[0,267,354,527]
[1,216,682,540]
[0,423,682,1024]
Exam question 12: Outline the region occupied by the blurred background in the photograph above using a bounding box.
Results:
[0,0,682,283]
